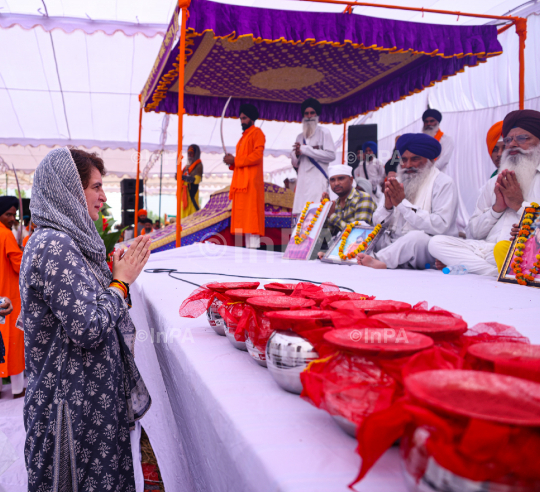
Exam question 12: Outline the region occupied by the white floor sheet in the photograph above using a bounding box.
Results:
[130,244,540,492]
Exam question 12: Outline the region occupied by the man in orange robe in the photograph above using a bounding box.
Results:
[0,196,25,397]
[224,104,266,249]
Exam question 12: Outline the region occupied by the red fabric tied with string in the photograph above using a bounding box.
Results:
[300,328,435,431]
[265,309,343,357]
[289,281,340,298]
[352,370,540,489]
[263,283,298,295]
[218,289,286,342]
[234,297,316,350]
[368,303,529,357]
[329,299,412,317]
[178,282,260,318]
[304,291,375,308]
[467,342,540,383]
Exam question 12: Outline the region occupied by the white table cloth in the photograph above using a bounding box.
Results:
[132,244,540,492]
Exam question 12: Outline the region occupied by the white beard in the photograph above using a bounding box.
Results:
[188,156,195,165]
[397,160,435,203]
[422,123,439,138]
[303,116,319,139]
[499,145,540,197]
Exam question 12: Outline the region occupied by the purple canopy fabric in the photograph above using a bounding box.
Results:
[141,0,502,123]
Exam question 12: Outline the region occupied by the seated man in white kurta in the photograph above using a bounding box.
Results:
[429,109,540,276]
[291,98,336,215]
[356,133,458,270]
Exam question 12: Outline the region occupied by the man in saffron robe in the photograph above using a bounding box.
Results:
[422,109,454,173]
[224,104,265,249]
[181,144,204,218]
[487,121,504,178]
[0,196,25,397]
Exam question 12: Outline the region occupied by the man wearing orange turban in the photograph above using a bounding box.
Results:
[136,208,147,235]
[486,121,504,178]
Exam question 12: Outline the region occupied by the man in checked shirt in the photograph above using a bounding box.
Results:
[322,164,376,236]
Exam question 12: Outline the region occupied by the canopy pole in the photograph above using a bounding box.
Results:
[159,152,163,221]
[135,94,143,238]
[341,120,347,164]
[176,0,191,248]
[516,18,527,110]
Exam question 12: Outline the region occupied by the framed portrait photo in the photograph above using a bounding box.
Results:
[321,223,380,265]
[498,204,540,288]
[283,201,332,261]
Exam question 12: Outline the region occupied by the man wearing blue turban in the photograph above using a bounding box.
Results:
[353,141,385,197]
[356,133,459,270]
[422,108,454,173]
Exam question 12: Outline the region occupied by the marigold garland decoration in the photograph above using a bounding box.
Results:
[338,223,382,260]
[294,199,329,245]
[511,202,540,285]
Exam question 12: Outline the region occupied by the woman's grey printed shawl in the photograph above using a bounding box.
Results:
[21,147,150,491]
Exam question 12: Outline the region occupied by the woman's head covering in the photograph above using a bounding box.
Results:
[301,98,322,116]
[396,133,441,160]
[486,121,504,156]
[502,110,540,139]
[0,196,19,216]
[239,103,259,121]
[30,147,111,283]
[422,109,442,123]
[362,141,378,156]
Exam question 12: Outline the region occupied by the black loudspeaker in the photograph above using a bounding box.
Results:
[122,210,135,226]
[120,179,144,195]
[347,124,378,170]
[120,179,145,226]
[21,198,31,218]
[121,194,143,210]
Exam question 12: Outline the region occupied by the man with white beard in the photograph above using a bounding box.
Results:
[291,98,336,215]
[356,133,458,270]
[422,109,454,173]
[429,109,540,276]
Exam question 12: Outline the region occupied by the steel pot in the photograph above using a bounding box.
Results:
[205,298,225,336]
[265,330,319,394]
[224,320,247,351]
[245,334,266,367]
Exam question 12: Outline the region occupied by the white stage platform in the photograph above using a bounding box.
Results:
[130,244,540,492]
[1,244,538,492]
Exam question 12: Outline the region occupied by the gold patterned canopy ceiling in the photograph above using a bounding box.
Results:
[141,0,503,123]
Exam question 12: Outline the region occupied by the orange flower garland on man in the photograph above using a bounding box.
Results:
[0,196,25,397]
[181,144,204,218]
[223,104,266,249]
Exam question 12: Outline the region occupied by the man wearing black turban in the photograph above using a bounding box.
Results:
[429,109,540,276]
[356,133,459,270]
[0,196,24,397]
[422,108,454,173]
[291,98,336,215]
[223,103,266,249]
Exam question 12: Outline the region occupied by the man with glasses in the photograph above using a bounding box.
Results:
[429,109,540,276]
[291,98,336,215]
